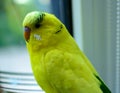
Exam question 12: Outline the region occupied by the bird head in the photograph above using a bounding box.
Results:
[23,11,68,48]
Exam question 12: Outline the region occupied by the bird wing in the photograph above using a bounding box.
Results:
[78,50,111,93]
[44,49,110,93]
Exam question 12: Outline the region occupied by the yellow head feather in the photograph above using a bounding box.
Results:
[23,11,71,50]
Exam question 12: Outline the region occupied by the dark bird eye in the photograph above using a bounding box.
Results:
[35,23,41,28]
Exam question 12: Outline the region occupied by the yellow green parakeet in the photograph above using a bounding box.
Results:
[23,11,111,93]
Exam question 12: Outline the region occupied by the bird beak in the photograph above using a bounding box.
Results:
[24,26,31,42]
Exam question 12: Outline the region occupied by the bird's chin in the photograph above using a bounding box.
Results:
[26,40,29,43]
[27,40,42,51]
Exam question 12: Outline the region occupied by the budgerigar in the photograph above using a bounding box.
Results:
[23,11,111,93]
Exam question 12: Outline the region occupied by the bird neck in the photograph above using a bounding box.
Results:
[55,33,80,53]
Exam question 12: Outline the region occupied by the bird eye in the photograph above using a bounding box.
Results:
[35,23,41,28]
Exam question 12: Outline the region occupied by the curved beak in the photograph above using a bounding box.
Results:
[24,26,31,42]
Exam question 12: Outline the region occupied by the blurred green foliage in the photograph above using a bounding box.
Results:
[0,0,39,47]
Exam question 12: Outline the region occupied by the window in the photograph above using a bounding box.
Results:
[0,0,119,93]
[72,0,120,93]
[0,0,72,93]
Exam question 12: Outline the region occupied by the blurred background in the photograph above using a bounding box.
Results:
[0,0,119,93]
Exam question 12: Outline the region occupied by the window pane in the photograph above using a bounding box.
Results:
[0,0,72,93]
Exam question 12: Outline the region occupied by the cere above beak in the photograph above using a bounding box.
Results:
[24,26,31,42]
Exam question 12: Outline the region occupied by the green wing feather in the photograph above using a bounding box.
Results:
[95,75,111,93]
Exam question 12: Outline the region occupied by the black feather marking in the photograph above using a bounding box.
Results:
[39,13,45,23]
[95,75,111,93]
[55,25,63,34]
[35,13,45,28]
[55,30,61,34]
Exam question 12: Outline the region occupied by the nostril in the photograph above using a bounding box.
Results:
[24,26,31,32]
